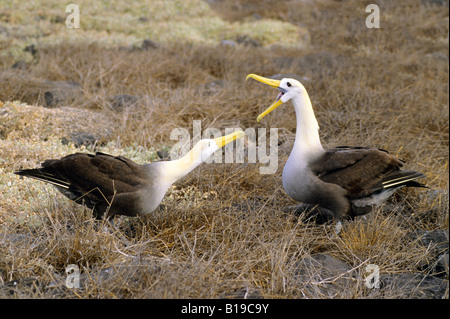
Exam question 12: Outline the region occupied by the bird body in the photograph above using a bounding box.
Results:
[247,74,425,219]
[15,131,245,219]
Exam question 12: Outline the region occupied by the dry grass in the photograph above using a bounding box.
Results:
[0,0,448,299]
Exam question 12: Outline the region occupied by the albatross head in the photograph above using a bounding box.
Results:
[163,130,245,184]
[246,73,324,164]
[183,130,246,164]
[246,74,306,122]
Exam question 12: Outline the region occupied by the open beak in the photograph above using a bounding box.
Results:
[213,130,245,148]
[246,74,284,123]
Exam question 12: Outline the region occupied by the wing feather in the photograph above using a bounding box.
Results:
[309,146,414,198]
[15,152,151,216]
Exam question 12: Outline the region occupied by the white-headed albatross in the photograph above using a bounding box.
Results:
[15,130,245,219]
[246,73,426,220]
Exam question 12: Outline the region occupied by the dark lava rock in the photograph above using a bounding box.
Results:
[378,273,448,299]
[410,229,449,278]
[141,39,159,50]
[11,60,28,70]
[43,80,83,108]
[413,230,449,255]
[157,150,170,160]
[293,253,356,297]
[108,94,138,111]
[24,44,38,58]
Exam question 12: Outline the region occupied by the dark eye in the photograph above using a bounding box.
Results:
[287,82,291,87]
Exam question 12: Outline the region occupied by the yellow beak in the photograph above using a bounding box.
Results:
[246,74,281,88]
[246,74,283,122]
[256,99,283,123]
[213,130,245,148]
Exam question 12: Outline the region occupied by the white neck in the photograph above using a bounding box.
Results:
[289,91,324,163]
[160,145,203,185]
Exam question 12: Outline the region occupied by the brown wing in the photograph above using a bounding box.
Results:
[308,146,408,198]
[15,152,150,217]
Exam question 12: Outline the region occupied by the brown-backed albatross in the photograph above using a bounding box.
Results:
[15,130,245,220]
[246,73,426,220]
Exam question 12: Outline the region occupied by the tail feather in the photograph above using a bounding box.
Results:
[381,171,426,189]
[14,168,70,189]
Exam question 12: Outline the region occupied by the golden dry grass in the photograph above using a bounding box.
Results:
[0,0,448,299]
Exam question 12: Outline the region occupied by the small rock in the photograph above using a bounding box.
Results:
[236,35,261,47]
[157,150,170,160]
[379,273,448,299]
[293,253,356,297]
[24,44,38,57]
[141,39,159,50]
[11,60,28,70]
[410,229,449,277]
[43,80,82,108]
[50,15,65,24]
[436,253,449,278]
[415,230,449,254]
[108,94,138,111]
[295,254,353,278]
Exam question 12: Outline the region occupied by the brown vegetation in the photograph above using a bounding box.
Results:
[0,0,448,298]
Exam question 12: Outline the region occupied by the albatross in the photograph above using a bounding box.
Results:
[14,130,245,219]
[246,73,426,220]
